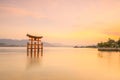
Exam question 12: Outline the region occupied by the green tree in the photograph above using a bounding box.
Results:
[117,38,120,47]
[98,42,104,47]
[97,38,118,48]
[107,38,116,47]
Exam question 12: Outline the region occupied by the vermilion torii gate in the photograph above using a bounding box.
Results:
[26,34,43,57]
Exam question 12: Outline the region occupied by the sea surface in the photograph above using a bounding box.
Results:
[0,47,120,80]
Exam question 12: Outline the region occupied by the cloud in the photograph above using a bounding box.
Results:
[102,24,120,38]
[0,4,46,19]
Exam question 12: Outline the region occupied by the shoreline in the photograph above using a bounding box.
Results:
[98,48,120,51]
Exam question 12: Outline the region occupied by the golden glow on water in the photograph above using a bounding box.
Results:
[0,47,120,80]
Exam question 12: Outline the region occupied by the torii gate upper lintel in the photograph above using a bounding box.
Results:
[26,34,43,39]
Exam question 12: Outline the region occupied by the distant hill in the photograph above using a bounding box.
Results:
[0,39,71,47]
[0,39,28,46]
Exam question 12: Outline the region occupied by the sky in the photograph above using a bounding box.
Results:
[0,0,120,45]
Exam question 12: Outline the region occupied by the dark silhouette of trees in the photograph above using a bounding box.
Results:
[117,38,120,47]
[98,38,120,48]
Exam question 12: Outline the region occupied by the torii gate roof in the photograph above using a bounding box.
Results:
[26,34,43,39]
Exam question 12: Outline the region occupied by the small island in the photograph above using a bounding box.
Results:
[73,45,97,48]
[97,38,120,51]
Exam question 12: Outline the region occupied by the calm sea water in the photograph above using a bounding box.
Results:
[0,47,120,80]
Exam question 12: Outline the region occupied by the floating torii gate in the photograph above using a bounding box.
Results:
[26,34,43,57]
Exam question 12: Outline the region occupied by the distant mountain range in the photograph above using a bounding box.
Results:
[0,39,71,47]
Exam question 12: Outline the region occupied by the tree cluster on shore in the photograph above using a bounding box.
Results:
[98,38,120,48]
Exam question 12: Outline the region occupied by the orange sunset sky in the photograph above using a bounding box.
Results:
[0,0,120,45]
